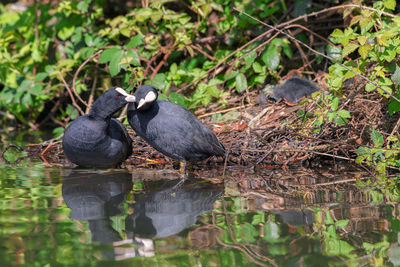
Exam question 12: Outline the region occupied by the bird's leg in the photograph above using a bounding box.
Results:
[178,161,194,177]
[179,161,187,175]
[173,177,185,189]
[187,161,194,172]
[174,161,192,189]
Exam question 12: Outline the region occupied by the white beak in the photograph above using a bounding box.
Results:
[137,91,156,109]
[115,87,136,102]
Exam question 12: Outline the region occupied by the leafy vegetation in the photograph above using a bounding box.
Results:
[1,1,400,180]
[0,0,288,130]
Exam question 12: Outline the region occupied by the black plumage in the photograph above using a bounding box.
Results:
[127,85,225,162]
[271,77,321,103]
[63,87,136,168]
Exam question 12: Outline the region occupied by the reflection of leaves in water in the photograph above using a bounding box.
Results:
[323,238,355,257]
[211,197,400,266]
[1,164,400,266]
[1,145,28,164]
[0,164,101,266]
[263,221,280,241]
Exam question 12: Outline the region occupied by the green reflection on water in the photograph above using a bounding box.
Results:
[0,160,400,266]
[0,164,97,266]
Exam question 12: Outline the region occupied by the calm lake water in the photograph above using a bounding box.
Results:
[1,135,400,266]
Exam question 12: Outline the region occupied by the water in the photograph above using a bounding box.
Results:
[1,138,400,266]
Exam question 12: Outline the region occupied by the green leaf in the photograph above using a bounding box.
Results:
[150,73,166,90]
[170,63,178,74]
[270,38,284,47]
[235,73,247,92]
[359,44,372,59]
[335,117,347,126]
[109,50,124,76]
[120,28,131,37]
[337,109,351,119]
[244,51,256,70]
[77,0,90,12]
[331,97,339,111]
[252,62,263,73]
[283,44,293,58]
[325,211,334,224]
[125,35,144,48]
[330,77,343,90]
[71,27,83,44]
[99,47,122,64]
[52,127,65,138]
[58,25,75,41]
[383,0,396,10]
[254,74,266,84]
[22,92,33,107]
[205,87,219,99]
[331,29,344,38]
[389,94,400,116]
[392,64,400,84]
[225,71,239,81]
[327,45,342,61]
[327,112,336,122]
[34,72,48,82]
[371,128,384,147]
[126,50,140,66]
[75,81,87,94]
[208,78,223,87]
[168,92,188,107]
[262,47,280,70]
[150,11,162,22]
[377,85,393,97]
[365,83,376,92]
[84,34,94,47]
[18,79,32,92]
[342,42,359,57]
[357,36,368,45]
[31,84,43,96]
[32,46,42,62]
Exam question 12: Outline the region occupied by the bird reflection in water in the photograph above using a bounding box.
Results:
[62,169,135,260]
[125,178,223,239]
[62,170,223,260]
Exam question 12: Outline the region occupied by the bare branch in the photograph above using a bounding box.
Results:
[58,73,85,115]
[72,49,104,107]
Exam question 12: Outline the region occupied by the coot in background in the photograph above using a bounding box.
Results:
[271,77,321,103]
[127,85,225,167]
[63,87,136,168]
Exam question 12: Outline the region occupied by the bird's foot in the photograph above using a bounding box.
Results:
[172,177,186,189]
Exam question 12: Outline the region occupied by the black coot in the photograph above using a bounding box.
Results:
[127,85,225,163]
[63,87,136,168]
[271,77,320,103]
